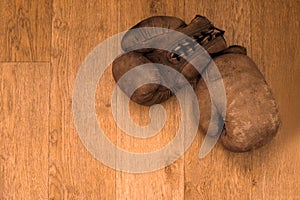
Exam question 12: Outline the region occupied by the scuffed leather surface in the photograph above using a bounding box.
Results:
[113,15,227,105]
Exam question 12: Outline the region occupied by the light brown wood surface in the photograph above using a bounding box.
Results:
[0,0,299,199]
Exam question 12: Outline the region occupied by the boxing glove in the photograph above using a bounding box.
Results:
[112,15,227,106]
[195,45,280,152]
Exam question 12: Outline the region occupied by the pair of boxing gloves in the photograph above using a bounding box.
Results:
[112,15,280,152]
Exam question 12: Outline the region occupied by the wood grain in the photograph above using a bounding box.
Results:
[0,0,299,199]
[0,0,52,62]
[116,1,185,199]
[0,63,49,199]
[250,0,300,199]
[49,0,118,199]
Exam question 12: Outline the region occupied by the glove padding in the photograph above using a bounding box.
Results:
[112,15,227,105]
[195,45,280,152]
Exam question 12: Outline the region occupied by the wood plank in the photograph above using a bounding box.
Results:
[250,0,300,199]
[183,1,253,199]
[0,63,49,199]
[116,0,185,199]
[0,0,52,62]
[0,0,298,199]
[49,0,118,199]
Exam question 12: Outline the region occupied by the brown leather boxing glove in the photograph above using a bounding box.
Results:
[112,15,227,106]
[195,45,280,152]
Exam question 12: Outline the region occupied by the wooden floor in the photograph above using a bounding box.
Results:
[0,0,299,199]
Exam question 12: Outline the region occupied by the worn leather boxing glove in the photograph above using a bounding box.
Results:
[112,15,227,106]
[195,45,280,152]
